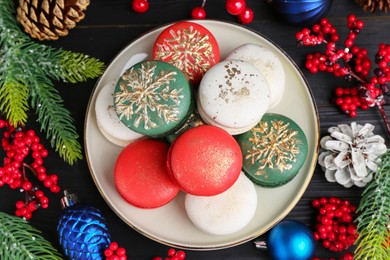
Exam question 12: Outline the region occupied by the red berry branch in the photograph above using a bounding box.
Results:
[296,14,390,136]
[0,118,60,220]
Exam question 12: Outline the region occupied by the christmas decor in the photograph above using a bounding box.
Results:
[295,14,390,136]
[266,0,334,26]
[57,190,112,259]
[318,122,387,188]
[17,0,91,41]
[191,0,207,19]
[255,220,315,260]
[0,211,63,259]
[152,248,186,260]
[131,0,149,13]
[355,0,390,12]
[354,151,390,260]
[0,118,61,219]
[104,242,127,260]
[312,197,358,252]
[0,0,105,164]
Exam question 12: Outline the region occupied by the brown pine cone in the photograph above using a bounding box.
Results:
[17,0,90,41]
[356,0,390,12]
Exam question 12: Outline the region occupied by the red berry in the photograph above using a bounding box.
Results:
[237,7,253,24]
[132,0,149,13]
[225,0,246,15]
[191,7,206,19]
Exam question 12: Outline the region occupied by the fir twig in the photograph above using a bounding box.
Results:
[354,150,390,260]
[0,211,63,259]
[0,0,105,164]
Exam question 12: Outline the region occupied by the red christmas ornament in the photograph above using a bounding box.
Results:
[191,0,207,19]
[237,7,254,24]
[132,0,149,13]
[226,0,246,15]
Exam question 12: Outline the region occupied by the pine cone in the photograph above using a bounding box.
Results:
[17,0,90,41]
[356,0,390,12]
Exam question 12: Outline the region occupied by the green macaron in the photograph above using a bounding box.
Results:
[114,60,192,137]
[236,113,308,188]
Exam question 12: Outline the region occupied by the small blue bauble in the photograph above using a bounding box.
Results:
[268,220,315,260]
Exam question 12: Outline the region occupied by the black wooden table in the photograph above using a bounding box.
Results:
[1,0,389,259]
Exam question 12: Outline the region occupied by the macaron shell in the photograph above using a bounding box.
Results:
[185,172,257,235]
[95,80,144,147]
[198,60,271,131]
[237,113,308,187]
[153,21,220,85]
[196,98,256,135]
[114,60,193,137]
[114,139,180,208]
[169,125,242,196]
[225,43,286,109]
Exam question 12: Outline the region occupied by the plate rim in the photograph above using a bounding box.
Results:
[83,19,320,250]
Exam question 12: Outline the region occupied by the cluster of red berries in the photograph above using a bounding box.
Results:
[0,119,60,219]
[312,252,354,260]
[104,242,127,260]
[312,197,358,252]
[152,248,186,260]
[131,0,254,24]
[296,14,390,120]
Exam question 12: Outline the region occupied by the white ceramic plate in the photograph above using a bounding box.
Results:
[84,20,320,250]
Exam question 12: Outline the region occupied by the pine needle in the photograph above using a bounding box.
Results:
[0,0,105,164]
[354,150,390,260]
[0,212,63,259]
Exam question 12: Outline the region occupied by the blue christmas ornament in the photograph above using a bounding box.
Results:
[267,0,334,26]
[255,220,315,260]
[57,190,111,260]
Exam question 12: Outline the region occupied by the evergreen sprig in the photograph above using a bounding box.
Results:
[0,211,63,259]
[0,0,105,164]
[355,150,390,260]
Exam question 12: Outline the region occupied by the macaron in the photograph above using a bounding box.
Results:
[167,125,242,196]
[185,172,257,235]
[114,139,180,208]
[197,59,271,135]
[152,21,220,85]
[236,113,308,187]
[95,80,144,147]
[114,60,193,137]
[225,43,286,108]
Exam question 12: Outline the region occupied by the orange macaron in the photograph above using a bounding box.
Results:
[114,139,179,208]
[167,125,242,196]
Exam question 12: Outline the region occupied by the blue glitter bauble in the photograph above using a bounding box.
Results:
[57,203,111,260]
[268,220,315,260]
[271,0,334,26]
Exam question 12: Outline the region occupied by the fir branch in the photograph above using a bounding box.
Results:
[0,79,29,125]
[0,212,63,259]
[355,150,390,260]
[29,78,83,165]
[0,0,105,164]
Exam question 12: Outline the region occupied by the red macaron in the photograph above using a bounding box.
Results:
[152,21,220,85]
[114,139,179,208]
[167,125,242,196]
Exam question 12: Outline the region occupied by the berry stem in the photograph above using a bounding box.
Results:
[377,104,390,137]
[201,0,206,8]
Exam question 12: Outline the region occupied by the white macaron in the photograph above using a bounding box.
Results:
[184,172,257,236]
[95,80,144,147]
[197,59,271,135]
[225,43,285,108]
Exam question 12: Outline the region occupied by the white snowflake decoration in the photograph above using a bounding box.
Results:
[318,122,387,188]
